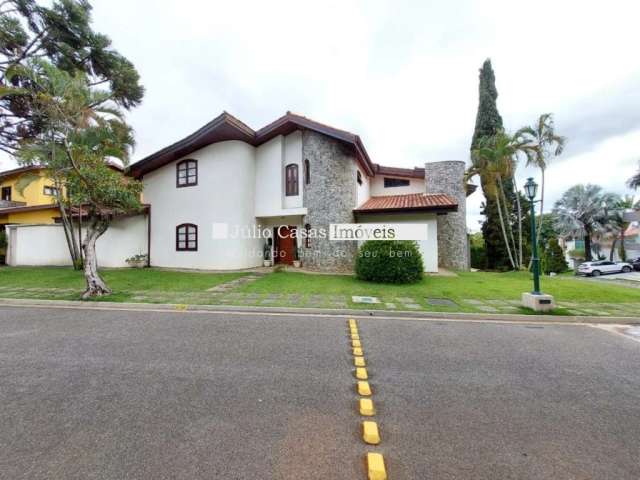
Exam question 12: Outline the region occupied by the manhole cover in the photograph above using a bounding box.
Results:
[352,296,381,304]
[426,298,458,307]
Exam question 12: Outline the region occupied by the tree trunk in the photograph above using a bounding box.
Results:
[495,187,516,269]
[513,180,523,269]
[620,229,627,261]
[55,189,81,269]
[584,230,593,261]
[609,237,618,261]
[81,215,111,299]
[498,177,519,269]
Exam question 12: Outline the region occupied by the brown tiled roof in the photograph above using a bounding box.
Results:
[373,164,425,179]
[128,111,376,178]
[354,193,458,214]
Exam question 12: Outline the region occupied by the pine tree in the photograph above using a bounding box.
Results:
[542,237,568,274]
[471,59,512,270]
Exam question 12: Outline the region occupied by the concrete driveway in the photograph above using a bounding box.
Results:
[0,306,639,479]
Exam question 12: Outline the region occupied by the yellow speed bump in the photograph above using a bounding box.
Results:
[355,367,368,380]
[367,452,387,480]
[359,398,375,416]
[357,380,372,396]
[363,421,381,444]
[351,333,360,341]
[353,347,364,356]
[354,356,366,367]
[348,319,357,328]
[352,339,362,348]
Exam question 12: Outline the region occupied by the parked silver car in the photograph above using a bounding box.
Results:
[577,260,633,276]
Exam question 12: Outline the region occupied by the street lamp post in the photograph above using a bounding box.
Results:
[524,177,541,295]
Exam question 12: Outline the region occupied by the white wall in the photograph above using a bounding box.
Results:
[355,212,438,272]
[143,140,263,270]
[6,215,148,268]
[370,175,426,196]
[283,130,303,209]
[356,166,370,207]
[254,133,306,217]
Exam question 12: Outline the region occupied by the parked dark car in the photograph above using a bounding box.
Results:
[631,257,640,272]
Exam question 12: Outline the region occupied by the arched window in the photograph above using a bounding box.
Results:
[285,163,299,196]
[176,223,198,251]
[304,159,310,185]
[177,159,198,187]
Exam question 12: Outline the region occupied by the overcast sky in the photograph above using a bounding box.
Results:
[2,0,639,229]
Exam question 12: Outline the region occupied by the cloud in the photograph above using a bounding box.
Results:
[1,0,639,233]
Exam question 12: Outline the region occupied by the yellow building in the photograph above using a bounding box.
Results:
[0,165,61,226]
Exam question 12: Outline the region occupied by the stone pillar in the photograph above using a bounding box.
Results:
[425,161,469,271]
[301,130,358,272]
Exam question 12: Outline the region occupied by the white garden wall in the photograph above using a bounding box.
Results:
[6,215,148,268]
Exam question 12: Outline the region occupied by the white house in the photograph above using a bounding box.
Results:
[128,111,471,273]
[7,111,473,272]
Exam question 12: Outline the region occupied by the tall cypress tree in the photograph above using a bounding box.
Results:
[471,59,512,270]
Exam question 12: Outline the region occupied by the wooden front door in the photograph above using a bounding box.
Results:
[275,226,296,265]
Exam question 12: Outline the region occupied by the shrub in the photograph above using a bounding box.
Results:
[542,237,568,274]
[0,231,6,250]
[355,240,424,284]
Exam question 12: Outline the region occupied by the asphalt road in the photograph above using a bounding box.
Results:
[0,306,639,479]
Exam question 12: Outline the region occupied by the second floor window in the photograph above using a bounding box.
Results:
[1,186,10,201]
[43,186,59,196]
[177,159,198,187]
[357,171,363,186]
[384,177,410,188]
[176,223,198,251]
[285,163,298,196]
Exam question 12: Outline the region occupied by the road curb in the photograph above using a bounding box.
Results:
[0,297,637,324]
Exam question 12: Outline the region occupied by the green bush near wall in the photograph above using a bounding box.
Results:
[355,240,424,284]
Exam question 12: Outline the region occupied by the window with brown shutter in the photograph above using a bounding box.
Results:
[285,163,298,196]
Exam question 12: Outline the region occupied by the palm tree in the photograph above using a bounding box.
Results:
[628,161,640,190]
[553,185,609,261]
[605,195,636,261]
[470,131,529,269]
[515,114,565,247]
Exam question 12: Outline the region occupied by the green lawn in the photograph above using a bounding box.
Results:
[238,270,640,304]
[0,267,638,316]
[0,267,245,302]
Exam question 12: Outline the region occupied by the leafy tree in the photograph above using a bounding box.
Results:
[0,0,144,154]
[469,59,512,270]
[628,161,640,190]
[553,184,612,261]
[542,237,568,274]
[469,231,487,269]
[515,113,566,251]
[16,61,142,298]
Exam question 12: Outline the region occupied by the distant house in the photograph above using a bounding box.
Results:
[0,165,61,226]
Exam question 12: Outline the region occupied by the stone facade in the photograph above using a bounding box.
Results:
[425,161,469,271]
[301,130,358,271]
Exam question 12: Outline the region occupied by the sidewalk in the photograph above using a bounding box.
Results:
[0,297,638,325]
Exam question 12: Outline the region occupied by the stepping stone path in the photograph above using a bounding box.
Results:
[207,274,262,292]
[426,298,458,307]
[352,296,381,304]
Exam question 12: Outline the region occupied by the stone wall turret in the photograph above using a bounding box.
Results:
[425,161,469,271]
